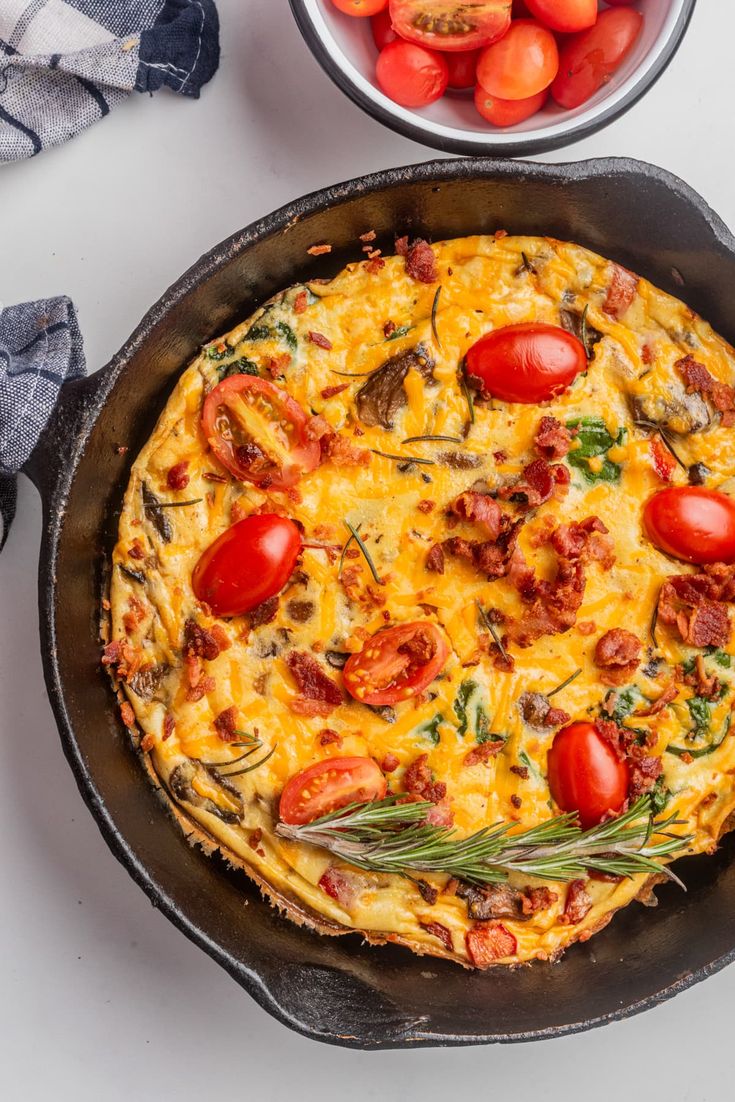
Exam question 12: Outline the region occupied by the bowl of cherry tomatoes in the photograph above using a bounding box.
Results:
[288,0,696,155]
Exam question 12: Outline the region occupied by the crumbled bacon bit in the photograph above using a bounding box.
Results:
[677,354,735,420]
[522,886,558,915]
[307,244,332,255]
[594,628,642,686]
[319,867,357,905]
[246,596,279,629]
[577,620,596,636]
[420,921,453,953]
[266,353,291,377]
[494,229,508,240]
[417,499,435,514]
[120,702,136,728]
[186,675,216,703]
[366,257,385,273]
[293,290,308,314]
[167,460,190,491]
[498,458,565,511]
[360,230,377,243]
[128,538,145,560]
[510,764,529,779]
[249,828,263,850]
[425,543,445,574]
[560,880,593,925]
[534,415,573,460]
[658,564,734,648]
[464,741,504,766]
[635,681,678,716]
[308,330,332,350]
[381,752,400,773]
[286,651,343,714]
[451,491,503,538]
[649,436,677,482]
[465,923,517,966]
[383,320,396,338]
[595,718,662,799]
[183,619,221,661]
[603,263,638,318]
[163,712,175,740]
[209,623,231,652]
[510,794,522,810]
[214,706,238,741]
[320,383,349,399]
[404,754,446,804]
[399,237,438,284]
[139,732,154,752]
[319,728,341,746]
[319,430,371,467]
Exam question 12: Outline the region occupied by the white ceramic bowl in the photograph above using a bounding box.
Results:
[289,0,697,155]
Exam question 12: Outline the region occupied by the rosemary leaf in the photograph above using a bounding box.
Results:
[370,449,436,466]
[431,286,442,350]
[476,600,507,661]
[401,434,463,445]
[343,521,383,586]
[547,668,582,698]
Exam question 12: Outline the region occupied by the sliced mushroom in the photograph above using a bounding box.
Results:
[168,760,243,824]
[356,344,436,430]
[630,390,710,437]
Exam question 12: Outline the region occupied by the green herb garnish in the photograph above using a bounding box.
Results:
[566,416,626,484]
[343,521,383,586]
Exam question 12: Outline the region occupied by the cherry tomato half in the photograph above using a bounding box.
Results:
[343,621,450,706]
[476,19,558,100]
[376,40,449,106]
[474,85,547,126]
[371,8,397,49]
[389,0,511,52]
[524,0,597,34]
[445,48,481,89]
[643,487,735,565]
[547,721,629,830]
[331,0,388,16]
[279,757,387,825]
[192,514,301,617]
[464,322,587,404]
[551,6,643,110]
[201,375,320,491]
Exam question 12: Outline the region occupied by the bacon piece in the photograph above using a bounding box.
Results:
[517,691,569,729]
[307,243,332,256]
[167,460,190,491]
[603,264,638,318]
[595,719,662,799]
[399,237,438,284]
[163,712,175,740]
[186,674,215,703]
[319,430,371,467]
[425,543,445,574]
[128,538,145,560]
[319,867,358,906]
[649,437,677,482]
[319,728,341,746]
[498,458,559,511]
[560,880,593,925]
[102,640,122,666]
[444,519,523,582]
[463,741,504,766]
[381,752,400,772]
[417,499,435,514]
[658,566,733,648]
[677,354,735,420]
[451,491,503,538]
[594,628,642,686]
[183,619,221,662]
[246,595,279,629]
[465,923,517,967]
[293,290,308,314]
[404,753,446,804]
[308,330,332,350]
[398,628,436,665]
[209,624,231,652]
[635,681,678,717]
[534,415,573,459]
[420,921,453,953]
[122,594,147,633]
[522,886,558,916]
[120,702,136,728]
[320,383,349,399]
[286,651,343,714]
[214,706,239,741]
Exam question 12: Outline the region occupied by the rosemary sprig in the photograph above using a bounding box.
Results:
[276,796,691,888]
[402,434,463,445]
[343,520,383,586]
[431,286,442,349]
[458,368,475,431]
[547,668,582,698]
[223,743,277,776]
[370,449,436,466]
[476,600,507,662]
[338,523,359,580]
[636,418,687,470]
[146,498,203,509]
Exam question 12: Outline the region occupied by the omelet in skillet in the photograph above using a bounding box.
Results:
[104,234,735,968]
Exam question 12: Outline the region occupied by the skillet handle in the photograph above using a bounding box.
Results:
[22,368,113,507]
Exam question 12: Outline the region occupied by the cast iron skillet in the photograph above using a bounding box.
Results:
[24,157,735,1049]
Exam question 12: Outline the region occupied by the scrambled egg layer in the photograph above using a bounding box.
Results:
[109,235,735,967]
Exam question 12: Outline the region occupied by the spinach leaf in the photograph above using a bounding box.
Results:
[205,342,231,361]
[565,416,626,484]
[385,324,412,342]
[649,777,672,815]
[453,679,491,740]
[414,713,443,746]
[244,319,297,352]
[707,647,732,669]
[219,357,259,380]
[687,696,712,737]
[608,685,645,724]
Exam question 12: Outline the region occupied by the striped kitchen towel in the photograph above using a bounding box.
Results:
[0,296,85,548]
[0,0,219,163]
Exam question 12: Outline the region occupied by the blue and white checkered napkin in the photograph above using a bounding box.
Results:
[0,296,85,548]
[0,0,219,162]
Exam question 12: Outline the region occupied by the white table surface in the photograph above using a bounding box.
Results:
[2,1,734,1097]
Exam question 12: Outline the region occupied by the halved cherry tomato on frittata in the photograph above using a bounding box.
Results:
[376,40,449,107]
[464,323,587,404]
[330,0,388,15]
[547,721,629,830]
[643,487,735,565]
[279,757,387,825]
[551,6,643,110]
[474,85,547,126]
[524,0,597,34]
[201,375,320,491]
[192,514,301,617]
[389,0,511,52]
[343,621,449,706]
[476,19,558,100]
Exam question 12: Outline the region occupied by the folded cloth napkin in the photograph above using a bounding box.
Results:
[0,296,85,548]
[0,0,219,163]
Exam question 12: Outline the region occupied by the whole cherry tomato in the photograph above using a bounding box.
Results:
[551,6,643,110]
[474,85,547,126]
[191,514,301,617]
[343,621,450,705]
[524,0,597,34]
[476,19,559,100]
[464,322,587,403]
[389,0,511,52]
[331,0,388,16]
[643,487,735,564]
[371,8,397,49]
[445,48,481,89]
[279,757,387,825]
[547,721,629,829]
[201,375,320,491]
[376,40,449,107]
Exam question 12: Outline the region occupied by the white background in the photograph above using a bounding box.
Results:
[1,1,734,1098]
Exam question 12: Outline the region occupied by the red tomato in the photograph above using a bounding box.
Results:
[476,19,558,100]
[464,323,586,403]
[524,0,597,33]
[547,722,629,830]
[371,8,397,49]
[376,40,448,106]
[648,437,677,483]
[474,85,547,125]
[551,7,643,110]
[331,0,388,15]
[445,48,481,89]
[389,0,511,52]
[343,621,449,706]
[643,487,735,565]
[279,757,387,825]
[201,375,320,491]
[191,514,301,617]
